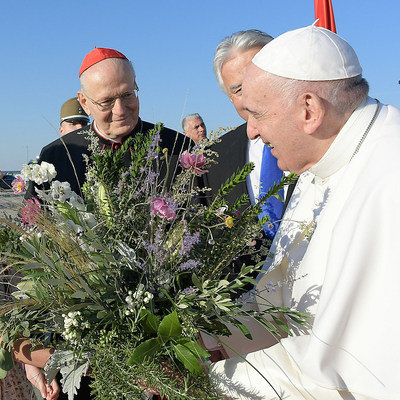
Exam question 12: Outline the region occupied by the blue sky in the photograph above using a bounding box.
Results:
[1,0,399,171]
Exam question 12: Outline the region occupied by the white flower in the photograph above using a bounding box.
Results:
[32,164,47,185]
[132,284,145,300]
[23,162,57,185]
[40,162,57,182]
[143,292,154,304]
[20,164,32,180]
[50,180,72,203]
[68,193,86,210]
[216,205,228,216]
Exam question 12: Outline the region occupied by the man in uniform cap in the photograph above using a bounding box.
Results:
[59,97,90,136]
[27,47,192,197]
[211,23,400,399]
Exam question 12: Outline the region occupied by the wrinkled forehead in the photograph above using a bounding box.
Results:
[242,63,266,96]
[188,118,204,128]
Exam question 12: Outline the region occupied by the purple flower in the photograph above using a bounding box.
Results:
[11,176,25,194]
[180,230,200,256]
[146,132,161,161]
[183,286,197,295]
[179,260,200,271]
[21,198,41,225]
[179,151,208,175]
[150,197,177,221]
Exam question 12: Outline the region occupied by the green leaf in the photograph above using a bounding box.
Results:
[271,315,291,335]
[192,273,202,290]
[21,262,44,270]
[158,311,182,342]
[70,291,87,299]
[173,343,203,375]
[140,309,160,334]
[230,318,252,339]
[0,349,14,372]
[253,316,280,336]
[127,338,161,365]
[174,338,210,359]
[217,280,230,288]
[59,360,90,400]
[198,320,231,336]
[96,310,108,319]
[43,278,68,285]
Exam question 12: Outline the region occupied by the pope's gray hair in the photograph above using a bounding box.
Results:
[182,113,203,131]
[80,58,136,92]
[265,73,369,115]
[213,30,273,94]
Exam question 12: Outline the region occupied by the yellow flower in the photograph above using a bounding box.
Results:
[225,216,234,229]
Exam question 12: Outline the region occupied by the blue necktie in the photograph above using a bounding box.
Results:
[258,144,284,240]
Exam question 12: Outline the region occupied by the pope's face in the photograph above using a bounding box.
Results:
[242,64,309,173]
[78,59,139,140]
[221,47,263,121]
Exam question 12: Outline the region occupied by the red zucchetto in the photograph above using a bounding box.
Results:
[79,47,127,77]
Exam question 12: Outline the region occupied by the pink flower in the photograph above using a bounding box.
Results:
[11,176,26,194]
[150,197,177,221]
[179,151,208,175]
[21,198,41,225]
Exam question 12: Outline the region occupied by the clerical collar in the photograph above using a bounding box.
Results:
[92,119,143,144]
[93,122,123,143]
[309,97,379,179]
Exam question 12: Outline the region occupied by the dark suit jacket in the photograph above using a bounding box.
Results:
[204,123,249,206]
[204,122,295,213]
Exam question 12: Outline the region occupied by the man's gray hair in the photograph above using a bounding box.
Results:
[182,113,203,131]
[266,73,370,116]
[213,29,273,94]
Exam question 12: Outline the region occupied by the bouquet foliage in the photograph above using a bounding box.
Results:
[0,124,305,399]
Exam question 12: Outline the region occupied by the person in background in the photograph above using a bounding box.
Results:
[59,97,90,136]
[211,23,400,399]
[182,113,207,143]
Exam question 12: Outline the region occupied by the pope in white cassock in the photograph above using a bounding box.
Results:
[210,23,400,400]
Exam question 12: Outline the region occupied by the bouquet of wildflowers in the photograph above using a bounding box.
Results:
[0,124,305,399]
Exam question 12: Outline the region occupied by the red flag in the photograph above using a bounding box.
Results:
[314,0,337,33]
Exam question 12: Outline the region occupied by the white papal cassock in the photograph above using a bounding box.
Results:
[210,97,400,400]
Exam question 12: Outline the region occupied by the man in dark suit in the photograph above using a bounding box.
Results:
[207,30,294,232]
[199,31,295,361]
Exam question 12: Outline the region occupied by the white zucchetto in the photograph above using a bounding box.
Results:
[253,22,362,81]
